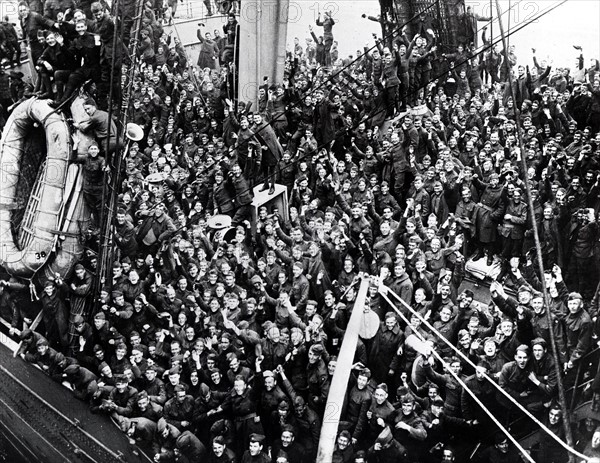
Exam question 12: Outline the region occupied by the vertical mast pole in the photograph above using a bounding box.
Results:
[316,277,371,463]
[494,2,574,459]
[95,0,145,307]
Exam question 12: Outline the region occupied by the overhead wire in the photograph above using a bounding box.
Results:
[469,0,525,47]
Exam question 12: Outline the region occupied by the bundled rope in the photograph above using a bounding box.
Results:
[28,278,39,301]
[378,282,592,462]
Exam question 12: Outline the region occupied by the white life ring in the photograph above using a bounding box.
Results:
[0,99,78,279]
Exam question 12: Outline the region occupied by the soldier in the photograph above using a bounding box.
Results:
[18,2,56,65]
[50,19,101,109]
[240,433,270,463]
[40,278,70,351]
[0,17,21,67]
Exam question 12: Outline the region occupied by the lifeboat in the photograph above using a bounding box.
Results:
[0,98,91,283]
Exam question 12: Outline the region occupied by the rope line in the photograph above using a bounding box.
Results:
[493,0,576,453]
[378,287,536,463]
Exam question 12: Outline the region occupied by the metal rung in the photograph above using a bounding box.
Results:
[38,180,65,188]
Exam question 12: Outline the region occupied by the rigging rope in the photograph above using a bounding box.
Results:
[215,0,569,208]
[379,282,592,462]
[378,287,536,463]
[95,0,146,309]
[493,0,576,455]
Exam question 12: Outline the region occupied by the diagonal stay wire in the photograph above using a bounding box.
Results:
[131,0,567,243]
[119,3,441,214]
[205,0,568,208]
[377,286,537,463]
[381,282,592,462]
[470,0,526,46]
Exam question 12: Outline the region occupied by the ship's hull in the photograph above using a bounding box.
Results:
[0,338,151,463]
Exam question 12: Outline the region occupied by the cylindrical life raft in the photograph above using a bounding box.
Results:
[0,98,90,281]
[40,97,94,282]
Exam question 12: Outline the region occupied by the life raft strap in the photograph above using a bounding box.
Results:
[20,226,56,243]
[35,226,80,238]
[0,202,24,210]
